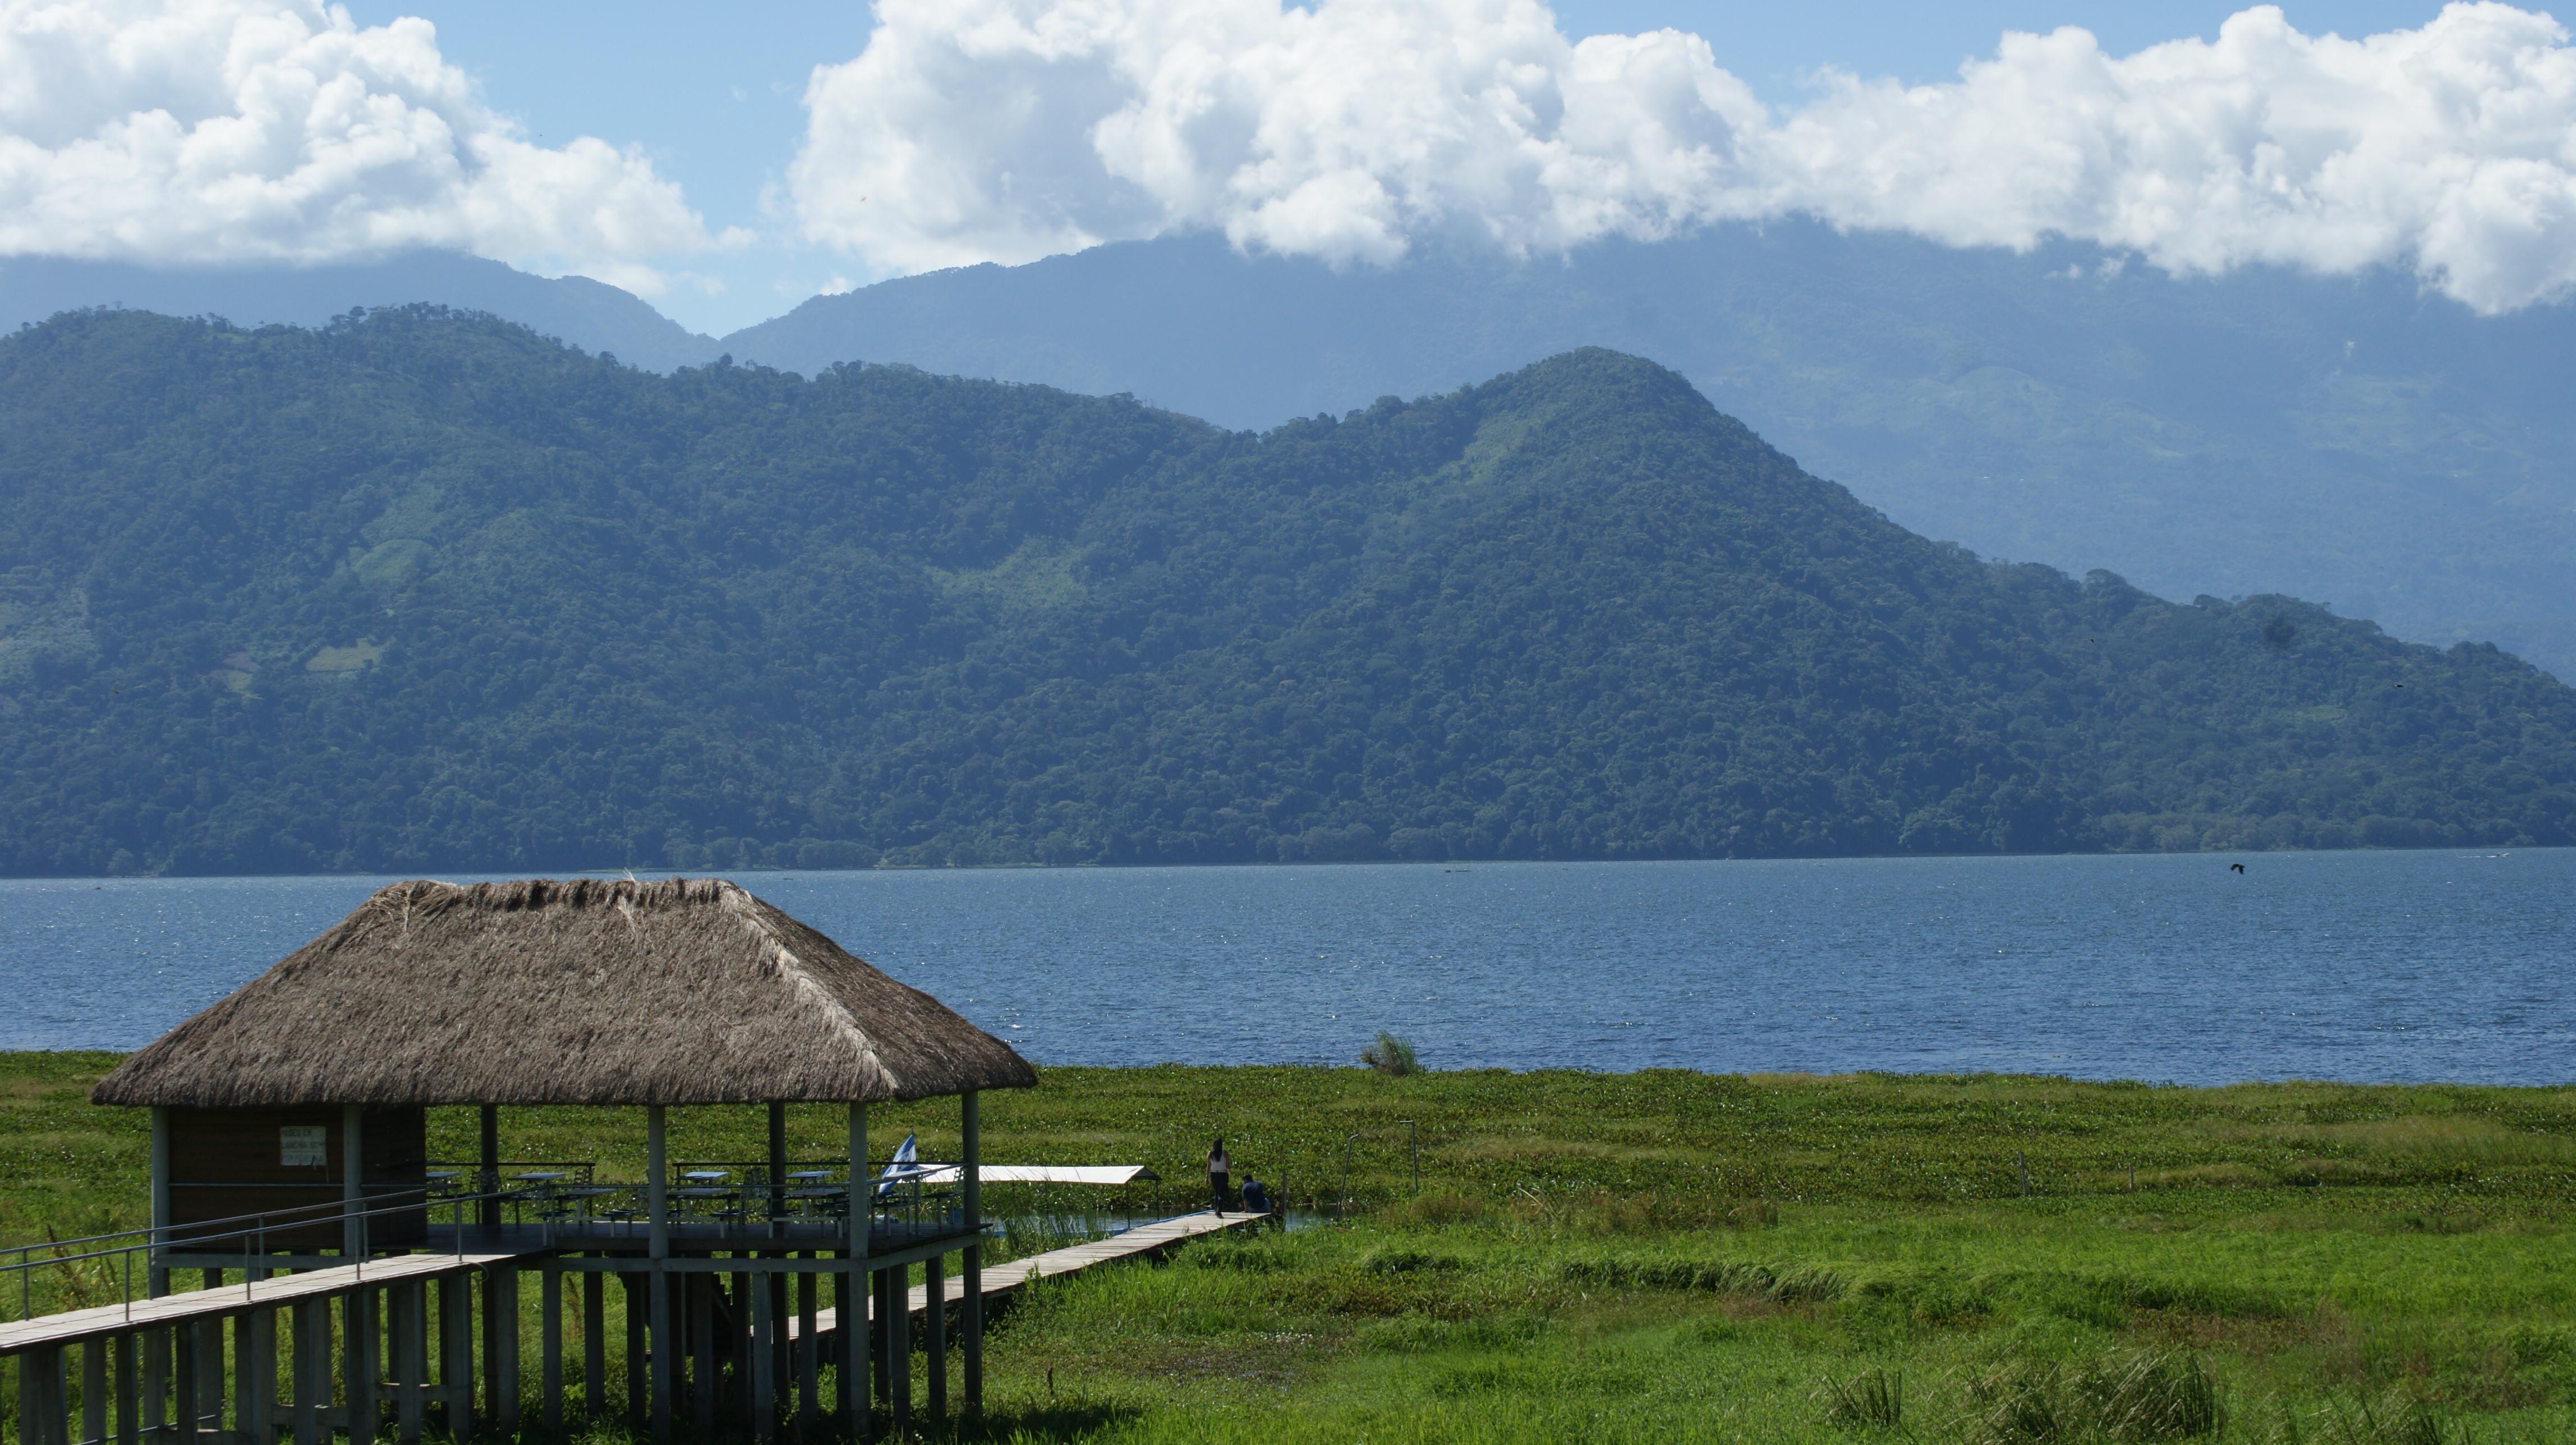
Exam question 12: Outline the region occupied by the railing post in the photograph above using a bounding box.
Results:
[962,1089,983,1421]
[148,1110,171,1298]
[541,1264,563,1437]
[646,1107,671,1445]
[843,1104,868,1442]
[341,1108,366,1262]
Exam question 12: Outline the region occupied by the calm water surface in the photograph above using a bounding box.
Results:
[2,850,2568,1084]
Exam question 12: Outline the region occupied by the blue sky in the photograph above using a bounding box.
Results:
[330,1,2453,333]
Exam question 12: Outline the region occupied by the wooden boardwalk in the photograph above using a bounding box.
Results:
[804,1209,1265,1336]
[0,1250,526,1355]
[1,1211,1259,1354]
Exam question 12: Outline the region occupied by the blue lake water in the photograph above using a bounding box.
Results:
[2,850,2569,1085]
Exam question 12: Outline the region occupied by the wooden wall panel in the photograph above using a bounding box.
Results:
[167,1107,427,1250]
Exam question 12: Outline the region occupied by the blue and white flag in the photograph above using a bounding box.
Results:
[875,1133,919,1199]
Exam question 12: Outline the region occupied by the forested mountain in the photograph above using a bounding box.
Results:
[25,231,2576,682]
[726,227,2576,682]
[1,307,2572,877]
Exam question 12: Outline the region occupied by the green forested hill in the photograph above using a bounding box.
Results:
[1,307,2570,875]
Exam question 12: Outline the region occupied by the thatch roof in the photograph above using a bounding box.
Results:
[91,878,1038,1107]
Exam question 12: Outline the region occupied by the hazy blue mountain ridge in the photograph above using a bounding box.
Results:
[0,252,724,372]
[0,307,2570,876]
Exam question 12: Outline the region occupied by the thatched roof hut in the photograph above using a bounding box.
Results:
[93,877,1038,1108]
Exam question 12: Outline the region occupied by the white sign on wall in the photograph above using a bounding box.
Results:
[280,1125,328,1167]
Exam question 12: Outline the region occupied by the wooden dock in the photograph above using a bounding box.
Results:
[805,1209,1266,1336]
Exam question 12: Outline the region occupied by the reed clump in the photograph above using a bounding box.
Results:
[1821,1365,1904,1432]
[1960,1351,2223,1443]
[1360,1031,1419,1076]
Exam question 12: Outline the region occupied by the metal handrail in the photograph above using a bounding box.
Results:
[1,1188,518,1323]
[1,1184,458,1263]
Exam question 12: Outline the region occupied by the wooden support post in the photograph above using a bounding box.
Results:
[243,1301,275,1445]
[149,1109,171,1299]
[766,1103,788,1235]
[351,1288,383,1445]
[341,1108,366,1261]
[140,1329,167,1440]
[491,1268,519,1434]
[114,1333,137,1445]
[226,1289,247,1435]
[477,1108,501,1232]
[17,1346,58,1445]
[962,1088,983,1421]
[646,1107,672,1445]
[393,1284,423,1445]
[190,1273,220,1438]
[762,1267,783,1421]
[582,1269,604,1419]
[291,1301,320,1445]
[879,1267,910,1441]
[541,1265,563,1437]
[794,1262,817,1436]
[749,1272,775,1444]
[622,1274,645,1429]
[688,1274,714,1439]
[869,1270,889,1410]
[440,1274,475,1444]
[172,1320,198,1445]
[82,1336,107,1445]
[843,1106,868,1442]
[763,1106,788,1434]
[731,1267,751,1431]
[924,1253,946,1425]
[191,1319,220,1434]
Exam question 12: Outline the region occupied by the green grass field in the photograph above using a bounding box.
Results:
[8,1053,2576,1442]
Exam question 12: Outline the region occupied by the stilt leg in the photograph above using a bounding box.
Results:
[924,1253,945,1425]
[141,1329,167,1439]
[689,1275,715,1438]
[244,1304,274,1445]
[646,1268,670,1443]
[749,1272,774,1444]
[541,1266,563,1437]
[887,1267,909,1442]
[114,1334,137,1445]
[292,1303,319,1445]
[82,1337,106,1445]
[439,1274,474,1443]
[491,1268,518,1434]
[349,1288,381,1445]
[963,1240,983,1423]
[172,1326,197,1445]
[733,1269,752,1433]
[795,1264,817,1436]
[394,1285,423,1445]
[582,1270,604,1419]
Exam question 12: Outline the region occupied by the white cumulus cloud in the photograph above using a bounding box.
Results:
[790,0,2576,313]
[0,0,735,291]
